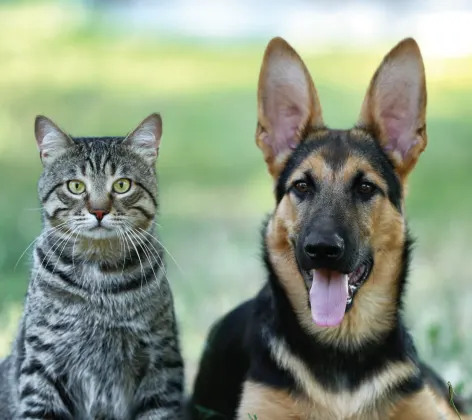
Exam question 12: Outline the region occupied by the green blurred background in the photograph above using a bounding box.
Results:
[0,1,471,392]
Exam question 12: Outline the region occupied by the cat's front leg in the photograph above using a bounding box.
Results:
[132,357,184,420]
[133,374,184,420]
[16,355,73,420]
[133,397,183,420]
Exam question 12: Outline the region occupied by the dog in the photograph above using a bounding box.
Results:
[186,37,471,419]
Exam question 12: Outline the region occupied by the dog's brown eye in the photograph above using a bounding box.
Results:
[358,182,375,195]
[294,181,309,193]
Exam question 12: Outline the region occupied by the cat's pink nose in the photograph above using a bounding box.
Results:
[89,209,108,222]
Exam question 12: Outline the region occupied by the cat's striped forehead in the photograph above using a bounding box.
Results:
[40,136,154,182]
[73,137,125,178]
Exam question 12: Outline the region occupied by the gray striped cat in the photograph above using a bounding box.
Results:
[0,114,184,419]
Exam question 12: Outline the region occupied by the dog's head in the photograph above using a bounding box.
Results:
[257,38,426,335]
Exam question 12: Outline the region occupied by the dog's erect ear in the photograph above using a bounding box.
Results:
[35,116,74,165]
[358,38,427,179]
[256,37,324,179]
[123,113,162,165]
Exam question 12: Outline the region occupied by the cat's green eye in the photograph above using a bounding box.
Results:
[113,178,131,194]
[67,180,86,195]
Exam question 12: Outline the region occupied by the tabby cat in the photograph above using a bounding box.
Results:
[0,114,184,419]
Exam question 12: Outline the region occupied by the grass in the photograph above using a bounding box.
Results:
[448,382,465,419]
[0,2,471,395]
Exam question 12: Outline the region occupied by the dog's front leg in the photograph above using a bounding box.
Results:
[389,387,450,420]
[237,380,304,420]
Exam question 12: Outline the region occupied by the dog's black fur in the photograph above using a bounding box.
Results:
[187,280,469,418]
[186,225,418,419]
[185,36,471,419]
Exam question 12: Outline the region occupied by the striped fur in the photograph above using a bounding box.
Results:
[0,114,184,419]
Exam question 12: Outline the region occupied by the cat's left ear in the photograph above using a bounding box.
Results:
[35,115,74,165]
[123,113,162,164]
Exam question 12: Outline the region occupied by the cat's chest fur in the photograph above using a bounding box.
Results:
[69,334,143,419]
[29,271,159,420]
[53,311,151,419]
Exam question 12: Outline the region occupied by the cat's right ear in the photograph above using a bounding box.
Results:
[35,116,74,165]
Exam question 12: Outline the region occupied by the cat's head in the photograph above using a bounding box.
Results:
[35,114,161,241]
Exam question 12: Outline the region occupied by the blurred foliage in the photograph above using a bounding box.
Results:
[0,2,471,389]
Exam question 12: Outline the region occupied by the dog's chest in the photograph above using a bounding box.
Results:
[295,372,396,420]
[300,394,389,420]
[302,409,386,420]
[268,338,410,419]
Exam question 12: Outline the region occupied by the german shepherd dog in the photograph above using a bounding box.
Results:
[187,38,471,419]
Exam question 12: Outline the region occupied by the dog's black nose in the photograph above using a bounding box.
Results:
[304,233,345,263]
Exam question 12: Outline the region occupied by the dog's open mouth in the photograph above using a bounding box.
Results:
[307,259,373,328]
[346,260,373,308]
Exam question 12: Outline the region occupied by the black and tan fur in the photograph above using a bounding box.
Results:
[187,38,471,419]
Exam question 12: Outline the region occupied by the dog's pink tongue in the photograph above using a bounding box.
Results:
[309,270,348,327]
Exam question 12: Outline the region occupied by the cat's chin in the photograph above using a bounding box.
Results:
[80,227,118,240]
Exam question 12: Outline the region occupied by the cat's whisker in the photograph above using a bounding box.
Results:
[14,221,69,271]
[71,228,82,274]
[126,229,163,293]
[34,230,69,276]
[15,238,40,271]
[118,227,132,276]
[129,225,168,278]
[16,238,44,272]
[129,230,159,291]
[122,222,163,264]
[33,229,73,285]
[51,228,79,277]
[116,228,128,276]
[137,225,184,276]
[122,229,145,291]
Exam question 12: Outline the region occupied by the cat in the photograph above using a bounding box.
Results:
[0,113,184,419]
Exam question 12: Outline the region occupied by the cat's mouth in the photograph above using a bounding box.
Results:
[81,225,117,239]
[90,225,110,231]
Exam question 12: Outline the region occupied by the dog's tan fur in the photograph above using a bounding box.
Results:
[238,380,455,420]
[234,37,466,420]
[238,342,466,420]
[266,146,405,349]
